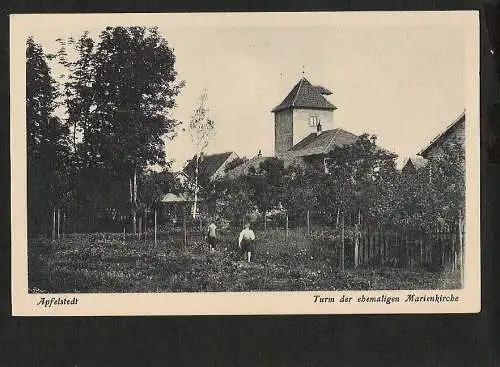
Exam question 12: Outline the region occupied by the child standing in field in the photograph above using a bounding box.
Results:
[206,219,217,252]
[238,222,255,262]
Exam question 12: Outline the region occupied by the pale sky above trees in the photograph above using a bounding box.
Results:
[25,13,467,171]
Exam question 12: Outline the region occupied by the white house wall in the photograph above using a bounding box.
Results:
[292,108,334,148]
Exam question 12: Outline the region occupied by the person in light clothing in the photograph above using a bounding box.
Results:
[238,222,255,262]
[206,220,217,252]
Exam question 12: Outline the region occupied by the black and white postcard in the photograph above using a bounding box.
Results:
[10,11,480,315]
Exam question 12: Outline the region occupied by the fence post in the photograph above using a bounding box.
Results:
[450,232,457,271]
[285,212,289,245]
[361,230,365,265]
[419,235,424,266]
[52,208,56,241]
[356,211,361,268]
[340,214,345,271]
[307,209,310,235]
[438,228,446,269]
[404,231,409,268]
[144,209,147,243]
[376,228,380,264]
[154,210,157,248]
[57,208,60,240]
[183,210,187,250]
[458,213,464,286]
[138,216,142,240]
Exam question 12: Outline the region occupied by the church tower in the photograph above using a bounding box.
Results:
[272,77,337,157]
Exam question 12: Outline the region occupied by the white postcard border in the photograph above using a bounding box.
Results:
[10,11,481,316]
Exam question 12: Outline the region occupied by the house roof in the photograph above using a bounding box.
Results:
[271,77,337,113]
[225,156,270,178]
[285,128,359,158]
[402,156,428,172]
[418,111,466,158]
[161,193,188,203]
[183,151,235,180]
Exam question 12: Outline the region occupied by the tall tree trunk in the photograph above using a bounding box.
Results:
[193,155,199,218]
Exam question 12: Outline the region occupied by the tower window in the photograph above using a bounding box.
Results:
[309,115,318,127]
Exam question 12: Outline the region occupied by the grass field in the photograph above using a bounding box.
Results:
[28,229,461,293]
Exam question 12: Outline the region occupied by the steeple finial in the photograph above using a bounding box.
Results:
[301,65,305,78]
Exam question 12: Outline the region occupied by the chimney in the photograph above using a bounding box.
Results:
[316,121,322,135]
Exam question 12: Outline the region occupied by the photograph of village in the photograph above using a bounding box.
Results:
[25,16,469,294]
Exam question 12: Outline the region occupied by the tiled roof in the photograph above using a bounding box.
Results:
[285,128,359,158]
[225,156,270,178]
[272,77,337,113]
[314,85,332,95]
[418,111,466,158]
[183,152,234,180]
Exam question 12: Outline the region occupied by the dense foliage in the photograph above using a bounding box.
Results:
[26,37,71,236]
[206,134,464,233]
[27,28,184,234]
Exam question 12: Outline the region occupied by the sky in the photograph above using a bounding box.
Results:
[26,14,467,171]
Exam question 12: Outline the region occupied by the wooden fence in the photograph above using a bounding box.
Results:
[350,228,464,270]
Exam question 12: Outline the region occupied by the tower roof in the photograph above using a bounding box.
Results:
[271,77,337,113]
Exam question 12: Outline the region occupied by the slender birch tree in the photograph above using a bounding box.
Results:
[188,90,215,218]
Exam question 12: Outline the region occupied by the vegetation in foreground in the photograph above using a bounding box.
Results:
[29,230,461,293]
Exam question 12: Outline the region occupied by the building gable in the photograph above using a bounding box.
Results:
[183,151,238,181]
[419,112,465,159]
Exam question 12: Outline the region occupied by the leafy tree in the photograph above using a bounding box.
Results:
[188,90,215,218]
[394,141,465,232]
[56,27,184,232]
[26,37,71,237]
[247,157,286,228]
[321,134,398,227]
[139,169,182,211]
[211,176,254,228]
[281,165,321,227]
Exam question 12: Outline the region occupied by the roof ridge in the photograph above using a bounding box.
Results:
[324,129,340,153]
[291,78,304,108]
[418,111,465,156]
